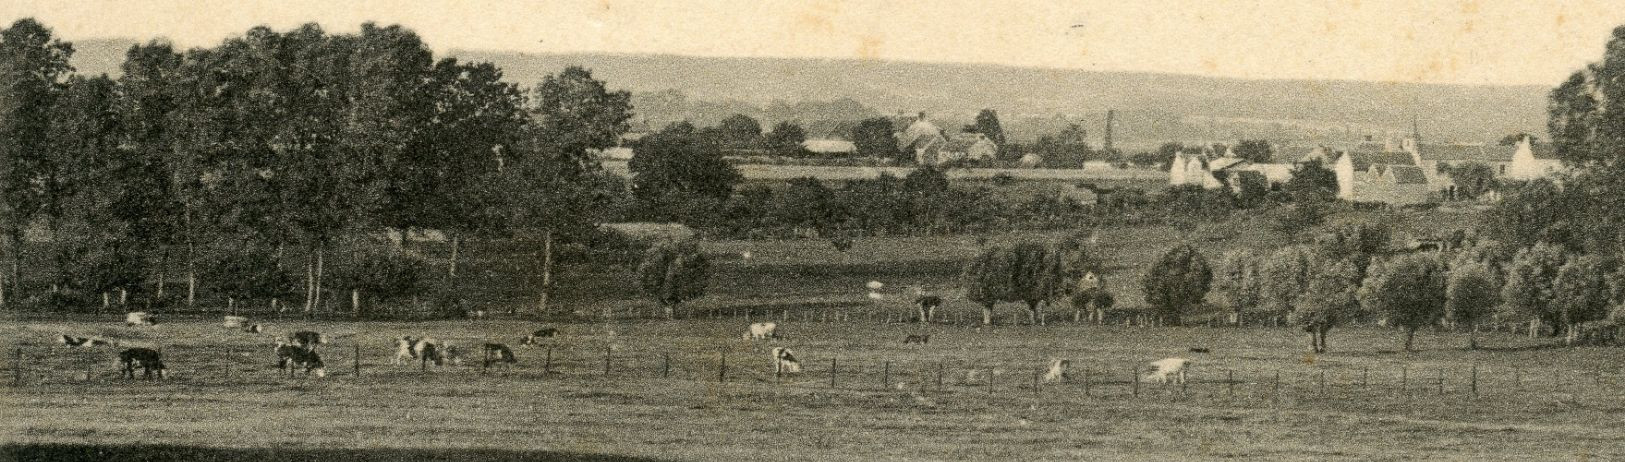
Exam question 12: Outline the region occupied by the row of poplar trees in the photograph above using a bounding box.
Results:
[0,19,633,313]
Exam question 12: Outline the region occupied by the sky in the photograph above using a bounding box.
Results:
[4,0,1625,87]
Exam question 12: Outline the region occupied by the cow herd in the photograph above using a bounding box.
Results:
[54,315,1200,386]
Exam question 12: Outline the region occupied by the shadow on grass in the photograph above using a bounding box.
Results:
[5,443,669,462]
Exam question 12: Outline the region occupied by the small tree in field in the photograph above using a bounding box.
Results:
[961,241,1069,325]
[1358,254,1448,352]
[1294,256,1363,353]
[1447,263,1499,350]
[1214,249,1262,326]
[638,240,710,319]
[1258,245,1314,325]
[1141,244,1212,326]
[1501,243,1567,338]
[1550,254,1615,345]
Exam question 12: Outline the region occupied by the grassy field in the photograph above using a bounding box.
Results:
[3,317,1623,461]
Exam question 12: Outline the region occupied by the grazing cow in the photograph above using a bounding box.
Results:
[59,335,116,348]
[124,312,158,326]
[914,288,943,323]
[222,316,249,328]
[903,334,931,345]
[119,348,165,379]
[1043,359,1071,383]
[483,343,517,369]
[393,336,422,365]
[1145,358,1192,384]
[1188,347,1211,354]
[275,343,327,377]
[771,347,801,374]
[742,322,779,340]
[519,328,558,347]
[286,331,327,350]
[243,324,264,334]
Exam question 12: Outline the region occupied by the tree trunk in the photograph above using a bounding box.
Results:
[1528,318,1540,339]
[1309,329,1318,353]
[1319,326,1331,353]
[313,248,326,315]
[1073,308,1081,323]
[534,230,552,315]
[227,297,235,316]
[1234,308,1244,327]
[1404,327,1416,352]
[449,235,460,278]
[664,302,675,320]
[1026,301,1041,326]
[352,289,361,317]
[154,249,168,300]
[271,298,280,313]
[100,292,109,315]
[1468,324,1478,350]
[981,304,993,325]
[303,258,315,313]
[185,238,196,308]
[119,288,127,306]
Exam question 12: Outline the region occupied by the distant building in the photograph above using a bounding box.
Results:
[895,112,998,166]
[1505,136,1563,180]
[936,132,998,165]
[801,139,857,155]
[896,112,949,163]
[1169,147,1293,191]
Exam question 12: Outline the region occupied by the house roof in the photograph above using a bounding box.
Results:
[1238,163,1295,183]
[801,139,856,154]
[1530,144,1560,160]
[1388,165,1429,185]
[1207,157,1249,171]
[1416,143,1514,163]
[944,133,990,152]
[1342,151,1416,171]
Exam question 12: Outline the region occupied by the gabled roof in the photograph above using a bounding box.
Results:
[1388,165,1429,185]
[1207,157,1249,171]
[1416,143,1514,163]
[1342,151,1416,171]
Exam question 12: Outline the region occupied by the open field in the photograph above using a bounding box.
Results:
[4,316,1624,461]
[599,160,1167,182]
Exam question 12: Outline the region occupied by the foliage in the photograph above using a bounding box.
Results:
[851,117,899,161]
[969,109,1006,145]
[711,114,763,150]
[1141,244,1212,326]
[1446,262,1500,348]
[1214,249,1262,323]
[1232,139,1273,163]
[1358,253,1448,351]
[1499,133,1537,146]
[636,240,711,317]
[961,240,1080,324]
[1481,178,1572,250]
[1550,254,1615,340]
[629,122,744,204]
[1500,243,1568,331]
[1284,160,1338,203]
[763,121,807,156]
[1294,255,1364,352]
[1439,162,1499,200]
[200,250,295,303]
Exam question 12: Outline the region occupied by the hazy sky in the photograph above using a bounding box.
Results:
[4,0,1624,86]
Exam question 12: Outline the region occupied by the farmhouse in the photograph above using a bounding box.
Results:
[1333,149,1433,205]
[1168,149,1294,191]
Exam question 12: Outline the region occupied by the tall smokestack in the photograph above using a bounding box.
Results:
[1104,109,1116,152]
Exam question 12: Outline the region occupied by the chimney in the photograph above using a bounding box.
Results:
[1104,109,1116,152]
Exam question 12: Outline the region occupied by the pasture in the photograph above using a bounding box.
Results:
[4,316,1624,461]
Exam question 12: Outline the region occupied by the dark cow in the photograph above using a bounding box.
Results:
[1188,347,1211,354]
[59,335,116,348]
[287,331,326,350]
[519,328,558,346]
[119,348,165,379]
[482,343,517,369]
[914,289,943,323]
[275,343,327,377]
[243,324,264,334]
[904,334,931,345]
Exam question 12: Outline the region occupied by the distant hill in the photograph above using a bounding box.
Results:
[63,38,1549,148]
[450,50,1549,147]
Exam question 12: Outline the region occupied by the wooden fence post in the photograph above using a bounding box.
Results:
[1470,365,1478,398]
[224,346,233,381]
[883,361,891,389]
[830,357,838,388]
[719,351,727,383]
[603,346,612,376]
[15,348,22,386]
[1400,367,1407,393]
[544,346,553,375]
[1033,368,1040,396]
[1436,369,1443,395]
[1083,368,1091,397]
[1227,370,1234,398]
[987,368,994,395]
[483,347,491,375]
[1361,367,1368,389]
[662,353,671,378]
[1132,367,1139,397]
[1319,370,1326,396]
[1272,370,1280,403]
[937,362,944,391]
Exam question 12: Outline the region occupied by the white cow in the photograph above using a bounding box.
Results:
[124,312,157,326]
[1043,359,1071,383]
[223,316,249,328]
[742,322,779,340]
[772,347,801,374]
[1145,358,1192,384]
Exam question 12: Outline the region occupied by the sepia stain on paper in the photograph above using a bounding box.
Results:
[855,35,882,60]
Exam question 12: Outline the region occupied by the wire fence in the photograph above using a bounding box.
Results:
[7,340,1623,410]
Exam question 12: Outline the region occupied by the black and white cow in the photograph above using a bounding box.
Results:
[275,342,327,377]
[286,331,327,350]
[124,312,158,326]
[119,348,165,379]
[914,288,943,323]
[394,336,462,366]
[771,347,801,374]
[903,334,931,345]
[59,335,116,348]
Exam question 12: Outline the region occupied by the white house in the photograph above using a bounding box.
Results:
[1505,136,1563,180]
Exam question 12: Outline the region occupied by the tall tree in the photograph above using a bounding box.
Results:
[532,66,633,173]
[0,18,74,305]
[1294,256,1363,353]
[115,40,184,304]
[851,117,898,161]
[1446,262,1499,350]
[638,240,710,319]
[1258,245,1314,325]
[763,120,806,156]
[712,114,762,151]
[1141,244,1212,326]
[1501,243,1568,338]
[1232,139,1273,163]
[1214,249,1262,326]
[1550,254,1615,345]
[45,75,123,294]
[1358,254,1448,352]
[1440,162,1499,200]
[962,241,1071,325]
[629,122,743,205]
[1284,160,1338,203]
[970,109,1006,145]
